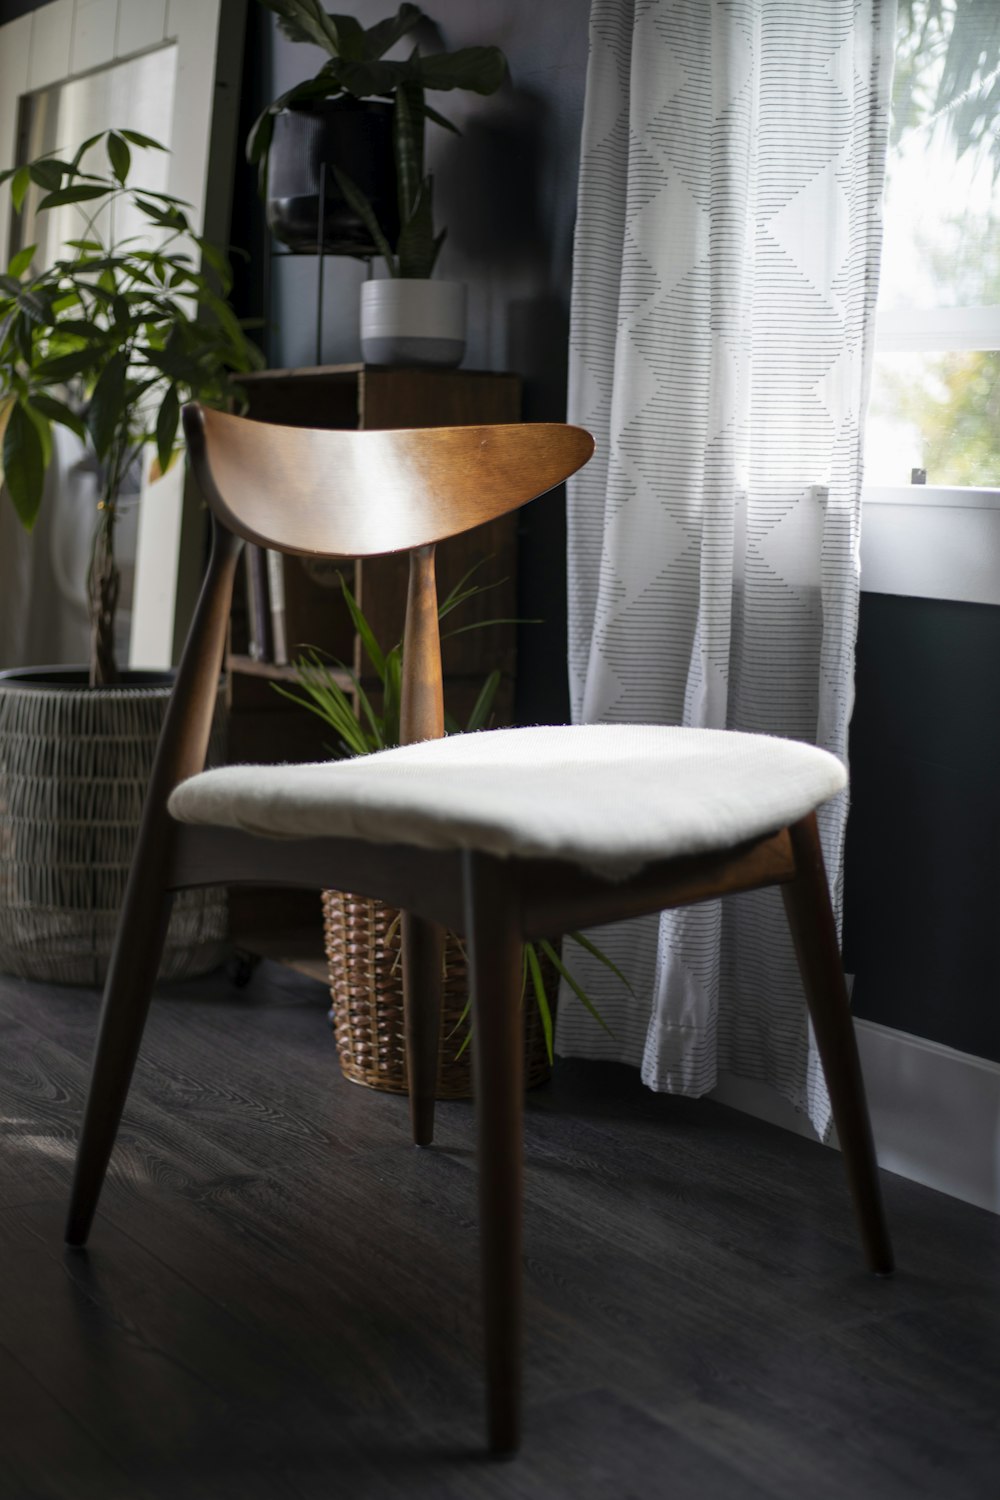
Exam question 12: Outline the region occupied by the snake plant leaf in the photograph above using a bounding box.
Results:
[2,400,46,529]
[395,176,439,279]
[394,76,425,219]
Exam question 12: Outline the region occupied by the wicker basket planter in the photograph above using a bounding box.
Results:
[323,889,557,1098]
[0,667,228,986]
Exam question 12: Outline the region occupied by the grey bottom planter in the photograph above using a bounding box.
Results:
[0,668,227,986]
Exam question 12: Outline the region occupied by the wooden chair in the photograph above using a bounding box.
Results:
[65,406,893,1455]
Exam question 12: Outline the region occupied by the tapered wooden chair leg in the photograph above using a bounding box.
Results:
[463,853,524,1456]
[65,887,174,1246]
[401,911,444,1146]
[782,815,894,1275]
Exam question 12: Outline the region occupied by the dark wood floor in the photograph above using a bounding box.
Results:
[1,959,998,1500]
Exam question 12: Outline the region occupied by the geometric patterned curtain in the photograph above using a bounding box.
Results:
[561,0,896,1137]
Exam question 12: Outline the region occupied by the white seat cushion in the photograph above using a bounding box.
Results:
[168,725,845,879]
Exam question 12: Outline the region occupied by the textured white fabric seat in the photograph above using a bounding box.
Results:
[168,723,846,878]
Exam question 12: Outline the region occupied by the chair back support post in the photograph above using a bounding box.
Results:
[142,519,243,840]
[400,544,445,746]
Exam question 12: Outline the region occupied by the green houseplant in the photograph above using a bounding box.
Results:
[0,129,264,685]
[0,130,262,986]
[250,2,508,363]
[277,572,621,1096]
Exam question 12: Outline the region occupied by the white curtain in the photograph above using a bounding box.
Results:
[560,0,896,1136]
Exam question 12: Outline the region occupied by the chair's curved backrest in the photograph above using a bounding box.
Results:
[183,406,595,558]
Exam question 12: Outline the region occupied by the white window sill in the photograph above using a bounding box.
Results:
[860,486,1000,605]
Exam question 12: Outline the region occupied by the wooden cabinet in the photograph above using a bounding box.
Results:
[223,363,521,952]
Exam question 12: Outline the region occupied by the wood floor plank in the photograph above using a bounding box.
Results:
[1,963,999,1496]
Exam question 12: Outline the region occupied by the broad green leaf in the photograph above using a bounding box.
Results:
[2,400,46,529]
[7,244,36,278]
[11,167,30,213]
[28,159,64,191]
[28,392,87,442]
[86,351,126,460]
[35,347,101,382]
[155,384,179,478]
[23,401,52,468]
[361,4,422,61]
[257,0,342,53]
[196,237,232,292]
[135,196,188,231]
[71,131,105,170]
[37,183,113,211]
[118,129,167,151]
[325,12,366,59]
[107,132,131,184]
[416,46,508,95]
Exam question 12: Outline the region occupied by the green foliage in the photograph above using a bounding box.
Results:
[275,571,623,1060]
[895,1,1000,177]
[0,129,264,677]
[273,568,503,755]
[248,2,507,276]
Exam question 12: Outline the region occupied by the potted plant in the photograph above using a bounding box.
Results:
[277,572,621,1098]
[249,2,508,362]
[0,129,264,984]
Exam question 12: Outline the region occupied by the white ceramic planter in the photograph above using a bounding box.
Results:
[360,279,466,367]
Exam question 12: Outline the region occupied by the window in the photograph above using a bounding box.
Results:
[864,0,1000,491]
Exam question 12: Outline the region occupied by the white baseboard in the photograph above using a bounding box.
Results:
[713,1022,1000,1215]
[854,1019,1000,1214]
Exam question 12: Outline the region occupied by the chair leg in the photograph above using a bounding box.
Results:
[401,911,444,1146]
[782,814,894,1275]
[64,882,174,1247]
[463,852,524,1456]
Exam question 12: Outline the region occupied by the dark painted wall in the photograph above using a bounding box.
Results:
[245,0,590,725]
[843,593,1000,1064]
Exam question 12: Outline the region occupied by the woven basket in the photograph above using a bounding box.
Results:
[0,669,228,986]
[322,888,556,1098]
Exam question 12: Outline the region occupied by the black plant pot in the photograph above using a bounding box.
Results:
[266,99,399,256]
